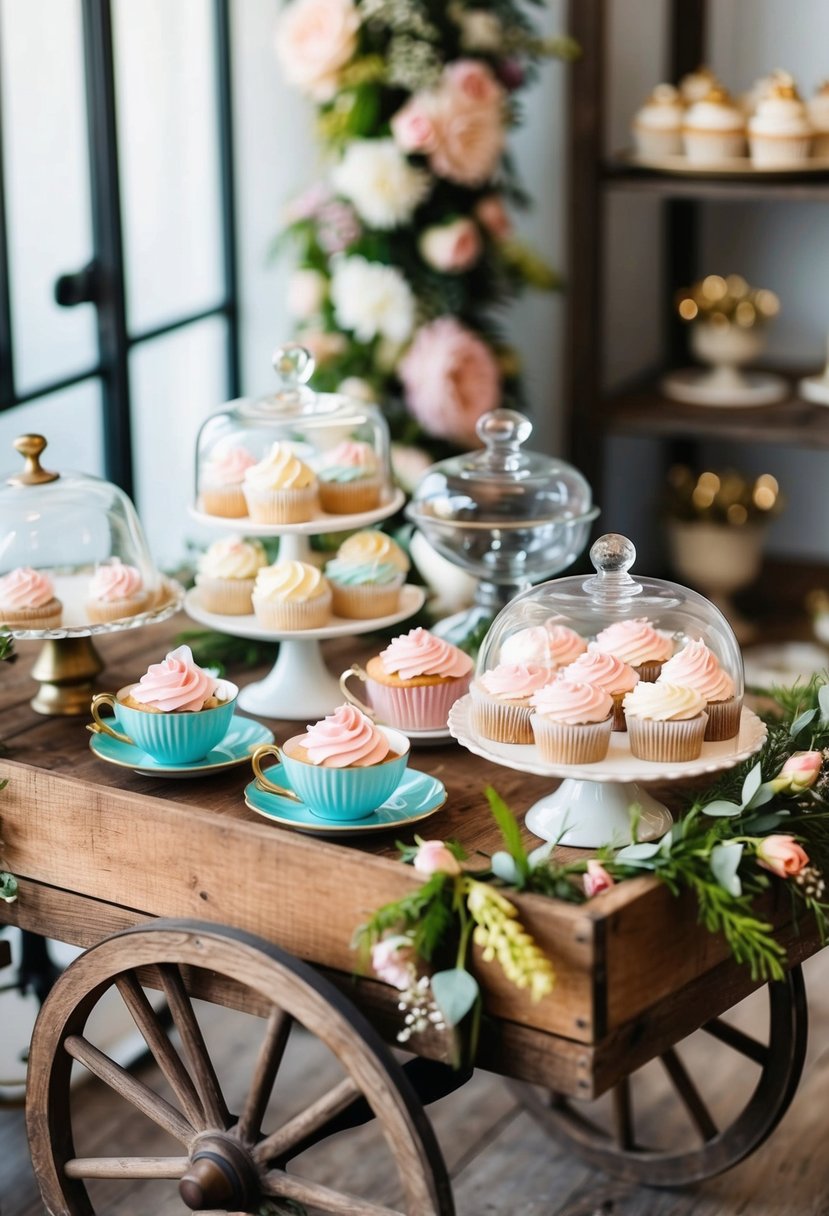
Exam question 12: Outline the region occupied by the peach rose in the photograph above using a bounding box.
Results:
[274,0,359,100]
[399,317,501,444]
[419,218,482,273]
[769,751,823,794]
[413,840,461,876]
[756,835,809,879]
[475,194,512,241]
[371,935,416,990]
[583,860,615,898]
[391,97,439,154]
[444,59,504,107]
[429,97,505,188]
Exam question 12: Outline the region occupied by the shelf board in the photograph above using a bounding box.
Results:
[603,162,829,202]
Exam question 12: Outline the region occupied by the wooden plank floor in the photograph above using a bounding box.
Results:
[1,948,828,1215]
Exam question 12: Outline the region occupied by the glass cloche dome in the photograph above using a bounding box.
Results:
[194,344,394,519]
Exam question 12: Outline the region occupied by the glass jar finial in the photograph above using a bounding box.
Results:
[583,533,642,603]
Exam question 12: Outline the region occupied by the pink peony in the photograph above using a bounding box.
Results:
[769,751,823,794]
[475,195,512,241]
[399,317,501,445]
[444,59,504,107]
[371,935,416,990]
[391,98,440,155]
[419,218,482,273]
[413,840,461,876]
[583,860,615,898]
[274,0,359,100]
[756,835,809,879]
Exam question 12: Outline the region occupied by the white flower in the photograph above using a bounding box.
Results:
[331,256,415,344]
[338,376,376,402]
[458,10,503,52]
[331,139,431,230]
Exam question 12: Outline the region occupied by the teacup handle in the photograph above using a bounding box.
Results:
[88,693,134,746]
[339,665,376,719]
[251,743,302,803]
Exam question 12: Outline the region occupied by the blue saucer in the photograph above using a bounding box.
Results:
[89,714,275,778]
[244,766,447,835]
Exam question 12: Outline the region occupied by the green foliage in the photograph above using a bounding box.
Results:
[0,631,14,664]
[173,629,276,678]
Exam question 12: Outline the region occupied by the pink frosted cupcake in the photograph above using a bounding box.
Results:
[499,622,586,671]
[0,567,62,629]
[530,680,614,765]
[86,558,150,624]
[658,639,741,742]
[471,663,551,744]
[199,444,256,518]
[318,441,382,515]
[594,618,674,683]
[122,644,233,713]
[560,644,639,731]
[623,683,708,762]
[363,628,473,730]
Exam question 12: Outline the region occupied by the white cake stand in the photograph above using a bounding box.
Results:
[448,695,767,848]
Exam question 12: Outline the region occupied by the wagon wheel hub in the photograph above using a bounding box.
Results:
[179,1132,260,1211]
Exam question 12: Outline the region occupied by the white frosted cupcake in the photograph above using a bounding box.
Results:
[499,623,586,671]
[326,530,409,619]
[623,683,708,762]
[471,663,551,744]
[195,536,267,615]
[632,83,684,157]
[530,679,614,765]
[679,65,717,106]
[749,76,813,166]
[739,73,778,118]
[243,443,319,524]
[808,81,829,157]
[683,86,746,163]
[199,444,256,518]
[87,558,150,623]
[318,440,382,515]
[252,560,331,630]
[658,639,741,742]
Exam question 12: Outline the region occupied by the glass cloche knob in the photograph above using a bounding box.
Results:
[272,343,315,390]
[7,433,59,487]
[476,409,533,471]
[583,533,642,604]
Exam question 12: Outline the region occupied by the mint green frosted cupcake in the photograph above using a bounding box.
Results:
[318,440,382,515]
[326,529,409,619]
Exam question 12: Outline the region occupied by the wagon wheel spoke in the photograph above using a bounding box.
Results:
[702,1016,769,1065]
[64,1156,189,1180]
[262,1168,405,1215]
[64,1035,193,1145]
[158,963,231,1130]
[254,1075,362,1163]
[234,1005,292,1145]
[115,972,207,1129]
[611,1076,635,1150]
[549,1092,610,1141]
[659,1047,718,1142]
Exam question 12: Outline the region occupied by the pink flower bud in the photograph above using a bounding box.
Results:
[419,218,482,273]
[756,835,809,879]
[413,839,461,877]
[371,935,415,990]
[583,859,615,898]
[769,751,823,794]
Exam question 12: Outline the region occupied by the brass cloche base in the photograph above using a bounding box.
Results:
[30,637,105,716]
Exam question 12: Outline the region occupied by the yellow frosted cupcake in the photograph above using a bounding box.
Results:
[252,560,331,630]
[318,440,382,515]
[326,529,409,619]
[243,442,319,524]
[195,536,267,615]
[623,682,708,762]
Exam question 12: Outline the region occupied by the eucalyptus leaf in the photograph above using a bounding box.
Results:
[528,841,555,870]
[615,841,662,861]
[491,851,521,885]
[819,684,829,725]
[741,763,763,809]
[742,810,791,834]
[744,782,775,811]
[710,842,744,898]
[659,829,674,855]
[431,969,480,1028]
[790,708,817,738]
[702,799,743,818]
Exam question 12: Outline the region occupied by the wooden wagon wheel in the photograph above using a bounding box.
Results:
[511,967,807,1187]
[26,919,454,1215]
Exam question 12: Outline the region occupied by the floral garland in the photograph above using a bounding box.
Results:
[354,678,829,1057]
[274,0,577,451]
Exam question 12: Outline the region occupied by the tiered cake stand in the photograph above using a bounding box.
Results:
[449,696,767,848]
[186,490,426,720]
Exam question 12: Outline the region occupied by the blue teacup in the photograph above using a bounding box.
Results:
[90,683,238,764]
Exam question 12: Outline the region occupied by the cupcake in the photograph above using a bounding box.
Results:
[683,86,746,163]
[326,529,409,619]
[199,444,256,518]
[808,81,829,157]
[623,683,708,762]
[679,65,717,106]
[252,560,332,630]
[288,704,399,768]
[529,680,614,765]
[243,443,319,524]
[594,618,673,683]
[739,72,778,118]
[0,567,62,629]
[195,536,267,616]
[121,644,234,713]
[658,639,741,742]
[749,76,813,166]
[86,558,150,624]
[499,622,586,671]
[363,628,473,730]
[471,663,551,744]
[632,83,684,157]
[318,441,382,515]
[560,644,639,731]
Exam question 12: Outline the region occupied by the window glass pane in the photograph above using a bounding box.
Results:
[131,318,227,566]
[0,379,103,479]
[113,0,224,334]
[0,0,97,393]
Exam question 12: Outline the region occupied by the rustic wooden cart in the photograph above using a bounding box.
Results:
[0,622,818,1215]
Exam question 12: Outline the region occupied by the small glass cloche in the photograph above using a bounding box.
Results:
[194,344,394,521]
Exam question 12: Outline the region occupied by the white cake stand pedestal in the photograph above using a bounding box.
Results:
[448,695,767,848]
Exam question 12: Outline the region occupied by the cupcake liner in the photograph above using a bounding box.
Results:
[611,692,628,732]
[627,712,708,762]
[195,576,255,616]
[244,484,319,524]
[331,578,403,620]
[704,696,742,742]
[749,134,813,167]
[0,599,63,629]
[634,661,664,684]
[199,486,248,518]
[253,589,332,631]
[86,593,150,624]
[470,684,534,744]
[530,714,613,765]
[319,477,382,516]
[813,133,829,159]
[366,674,471,731]
[634,128,682,158]
[683,131,746,163]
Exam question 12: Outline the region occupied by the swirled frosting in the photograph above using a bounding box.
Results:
[750,80,811,136]
[89,558,144,603]
[477,663,551,702]
[198,537,267,580]
[253,561,328,603]
[658,639,735,702]
[530,679,613,725]
[336,530,409,573]
[244,443,316,491]
[203,444,256,486]
[325,558,401,587]
[130,645,222,713]
[380,628,473,680]
[0,566,55,609]
[296,704,390,768]
[623,682,706,722]
[561,644,639,695]
[594,619,673,666]
[319,440,379,483]
[635,84,684,130]
[684,91,745,132]
[499,623,587,669]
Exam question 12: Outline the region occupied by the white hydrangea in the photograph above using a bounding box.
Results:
[330,255,415,344]
[331,138,431,230]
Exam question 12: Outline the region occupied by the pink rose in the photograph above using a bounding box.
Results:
[274,0,359,100]
[475,195,512,241]
[583,860,615,898]
[419,218,482,273]
[287,269,327,319]
[413,840,461,876]
[399,317,501,445]
[391,98,439,154]
[444,60,504,107]
[429,100,505,188]
[769,751,823,794]
[371,935,416,990]
[756,835,810,879]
